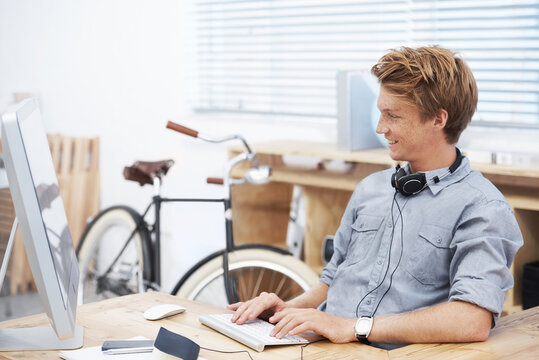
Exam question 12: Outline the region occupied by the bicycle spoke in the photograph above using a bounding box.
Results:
[176,249,319,308]
[251,268,265,299]
[248,267,255,299]
[268,268,277,295]
[273,275,287,297]
[101,225,141,278]
[278,279,293,300]
[239,271,249,301]
[78,208,147,304]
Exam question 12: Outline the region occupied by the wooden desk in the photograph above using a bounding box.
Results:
[0,292,537,359]
[229,141,539,314]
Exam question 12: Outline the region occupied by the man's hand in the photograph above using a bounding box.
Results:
[227,292,287,325]
[269,308,356,344]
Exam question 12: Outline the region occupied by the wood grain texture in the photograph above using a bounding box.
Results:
[303,186,351,270]
[0,292,536,360]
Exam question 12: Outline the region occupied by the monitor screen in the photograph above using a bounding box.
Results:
[0,98,83,350]
[19,107,73,306]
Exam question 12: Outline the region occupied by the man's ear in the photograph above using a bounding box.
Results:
[433,108,448,129]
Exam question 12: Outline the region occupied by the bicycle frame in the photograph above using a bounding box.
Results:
[97,122,271,304]
[105,169,255,300]
[144,194,230,290]
[98,192,237,300]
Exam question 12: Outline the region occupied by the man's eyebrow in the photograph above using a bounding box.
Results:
[379,107,399,112]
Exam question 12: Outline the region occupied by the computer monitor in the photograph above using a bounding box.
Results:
[0,98,83,350]
[337,70,386,151]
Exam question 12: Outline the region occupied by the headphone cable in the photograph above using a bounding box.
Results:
[200,346,254,360]
[371,194,405,317]
[355,191,399,318]
[201,338,326,360]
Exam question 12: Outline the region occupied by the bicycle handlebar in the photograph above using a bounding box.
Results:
[207,177,224,185]
[166,120,271,188]
[167,120,254,156]
[166,121,199,138]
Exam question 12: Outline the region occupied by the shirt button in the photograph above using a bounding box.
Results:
[366,299,371,305]
[387,221,393,228]
[436,238,442,244]
[377,260,383,265]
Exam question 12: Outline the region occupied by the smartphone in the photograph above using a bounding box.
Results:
[102,340,154,354]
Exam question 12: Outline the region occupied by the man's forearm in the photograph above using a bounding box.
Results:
[286,282,329,309]
[368,301,492,344]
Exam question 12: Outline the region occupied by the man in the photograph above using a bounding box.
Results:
[228,46,523,349]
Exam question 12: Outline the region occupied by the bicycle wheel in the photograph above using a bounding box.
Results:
[173,245,319,307]
[76,206,152,304]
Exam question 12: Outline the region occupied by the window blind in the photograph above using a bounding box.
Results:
[192,0,539,128]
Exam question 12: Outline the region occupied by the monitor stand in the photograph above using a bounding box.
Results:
[0,325,84,351]
[0,218,84,351]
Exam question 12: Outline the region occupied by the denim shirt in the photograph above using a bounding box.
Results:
[319,157,523,348]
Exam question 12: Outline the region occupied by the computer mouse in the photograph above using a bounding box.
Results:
[143,304,186,321]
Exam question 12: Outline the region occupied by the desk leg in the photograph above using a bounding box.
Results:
[304,186,352,273]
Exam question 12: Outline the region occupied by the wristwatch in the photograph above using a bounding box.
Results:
[354,316,373,344]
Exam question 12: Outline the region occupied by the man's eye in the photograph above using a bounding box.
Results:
[387,113,398,119]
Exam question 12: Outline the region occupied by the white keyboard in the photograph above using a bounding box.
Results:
[199,313,309,352]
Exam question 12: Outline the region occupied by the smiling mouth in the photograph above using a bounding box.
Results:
[388,140,398,145]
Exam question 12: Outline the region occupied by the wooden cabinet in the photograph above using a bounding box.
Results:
[229,141,539,314]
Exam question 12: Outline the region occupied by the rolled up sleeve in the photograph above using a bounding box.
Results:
[449,199,523,324]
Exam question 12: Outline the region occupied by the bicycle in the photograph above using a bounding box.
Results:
[76,121,319,306]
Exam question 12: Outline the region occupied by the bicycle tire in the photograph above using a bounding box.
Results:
[172,245,319,307]
[76,206,152,304]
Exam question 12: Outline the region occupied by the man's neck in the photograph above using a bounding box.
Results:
[408,145,457,174]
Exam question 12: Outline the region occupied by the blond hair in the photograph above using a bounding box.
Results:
[371,46,477,144]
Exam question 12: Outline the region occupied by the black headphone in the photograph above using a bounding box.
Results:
[391,148,463,196]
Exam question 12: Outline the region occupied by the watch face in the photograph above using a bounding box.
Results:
[355,317,372,341]
[355,318,371,334]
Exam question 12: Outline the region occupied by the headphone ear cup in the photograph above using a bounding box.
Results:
[399,173,427,196]
[393,167,407,192]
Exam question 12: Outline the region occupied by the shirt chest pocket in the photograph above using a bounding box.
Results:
[344,215,384,266]
[406,224,453,286]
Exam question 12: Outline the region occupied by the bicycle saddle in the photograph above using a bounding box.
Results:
[123,159,175,186]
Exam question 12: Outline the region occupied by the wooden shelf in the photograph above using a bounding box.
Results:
[231,141,539,189]
[230,141,394,164]
[229,140,539,314]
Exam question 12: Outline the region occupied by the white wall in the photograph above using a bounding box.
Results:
[0,0,335,291]
[2,1,537,291]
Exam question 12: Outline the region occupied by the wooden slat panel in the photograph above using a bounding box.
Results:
[47,134,62,173]
[89,138,99,171]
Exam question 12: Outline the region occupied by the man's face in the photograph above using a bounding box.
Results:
[375,86,436,168]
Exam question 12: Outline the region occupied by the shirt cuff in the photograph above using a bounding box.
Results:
[449,277,506,326]
[319,268,334,287]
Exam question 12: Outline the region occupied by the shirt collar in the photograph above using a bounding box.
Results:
[402,156,471,196]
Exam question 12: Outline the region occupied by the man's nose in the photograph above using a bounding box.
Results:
[376,117,387,134]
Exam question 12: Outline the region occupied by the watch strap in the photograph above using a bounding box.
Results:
[357,336,371,345]
[355,316,373,344]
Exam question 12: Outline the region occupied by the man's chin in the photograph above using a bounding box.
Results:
[387,149,403,162]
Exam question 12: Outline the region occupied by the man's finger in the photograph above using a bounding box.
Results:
[231,300,253,322]
[227,302,243,311]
